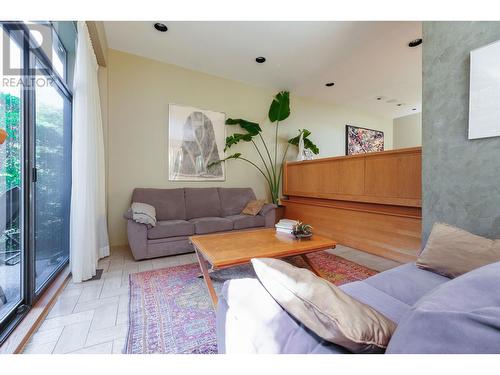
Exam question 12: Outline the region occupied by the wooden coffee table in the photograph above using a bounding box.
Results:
[190,228,337,308]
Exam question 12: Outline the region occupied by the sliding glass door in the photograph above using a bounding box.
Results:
[0,28,24,334]
[0,21,74,343]
[34,68,71,292]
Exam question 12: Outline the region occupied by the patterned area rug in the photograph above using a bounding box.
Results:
[125,252,377,354]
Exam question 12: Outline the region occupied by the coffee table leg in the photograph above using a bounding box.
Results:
[195,248,218,308]
[301,254,322,277]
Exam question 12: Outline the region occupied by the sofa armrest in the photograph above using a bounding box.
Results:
[123,208,133,220]
[127,219,148,260]
[259,203,277,227]
[259,203,277,216]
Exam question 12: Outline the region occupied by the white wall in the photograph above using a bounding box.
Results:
[105,49,393,245]
[393,112,422,148]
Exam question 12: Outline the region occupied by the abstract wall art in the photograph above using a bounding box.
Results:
[168,104,226,181]
[345,125,384,155]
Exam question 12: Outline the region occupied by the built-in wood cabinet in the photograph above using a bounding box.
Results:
[282,147,422,262]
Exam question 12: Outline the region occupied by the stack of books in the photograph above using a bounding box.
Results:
[275,219,298,234]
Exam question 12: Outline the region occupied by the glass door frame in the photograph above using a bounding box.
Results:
[0,21,73,344]
[32,57,72,294]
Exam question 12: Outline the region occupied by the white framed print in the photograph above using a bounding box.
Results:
[168,104,226,181]
[469,40,500,140]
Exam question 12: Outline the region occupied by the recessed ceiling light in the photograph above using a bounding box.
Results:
[408,38,422,48]
[154,23,168,32]
[325,82,335,87]
[255,56,266,63]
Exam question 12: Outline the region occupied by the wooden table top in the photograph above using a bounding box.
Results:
[190,228,337,268]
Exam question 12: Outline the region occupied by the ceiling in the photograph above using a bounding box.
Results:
[104,21,422,119]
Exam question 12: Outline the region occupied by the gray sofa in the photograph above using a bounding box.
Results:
[126,187,276,260]
[217,260,500,353]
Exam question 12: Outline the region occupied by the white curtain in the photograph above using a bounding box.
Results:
[70,21,109,282]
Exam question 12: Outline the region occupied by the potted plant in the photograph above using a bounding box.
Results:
[292,222,313,239]
[209,91,319,205]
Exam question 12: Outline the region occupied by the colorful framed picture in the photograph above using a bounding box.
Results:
[168,104,226,181]
[345,125,384,155]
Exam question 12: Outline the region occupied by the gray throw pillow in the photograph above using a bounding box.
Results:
[131,202,157,227]
[251,258,396,353]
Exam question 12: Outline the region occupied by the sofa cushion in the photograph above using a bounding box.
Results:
[189,217,233,234]
[218,188,256,216]
[132,188,186,221]
[226,214,265,230]
[252,258,397,353]
[416,222,500,278]
[363,263,449,306]
[185,188,221,219]
[340,282,410,324]
[147,220,194,240]
[387,261,500,354]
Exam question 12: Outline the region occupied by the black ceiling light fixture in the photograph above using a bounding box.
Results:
[408,38,422,48]
[255,56,266,63]
[325,82,335,87]
[154,23,168,32]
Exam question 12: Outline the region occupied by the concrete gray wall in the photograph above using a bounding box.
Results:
[423,21,500,242]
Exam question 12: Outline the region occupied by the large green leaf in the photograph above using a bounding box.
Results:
[288,129,311,145]
[268,91,290,123]
[208,152,242,169]
[226,118,261,135]
[288,129,320,155]
[303,138,320,155]
[224,133,253,151]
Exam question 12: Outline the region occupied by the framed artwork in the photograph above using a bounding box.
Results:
[168,104,226,181]
[345,125,384,155]
[469,40,500,139]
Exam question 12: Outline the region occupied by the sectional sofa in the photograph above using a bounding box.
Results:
[125,187,276,260]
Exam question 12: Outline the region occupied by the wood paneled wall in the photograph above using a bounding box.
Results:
[282,147,422,262]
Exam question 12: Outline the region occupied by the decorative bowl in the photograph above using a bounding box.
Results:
[294,232,313,240]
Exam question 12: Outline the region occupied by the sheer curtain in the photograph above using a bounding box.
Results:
[70,21,109,282]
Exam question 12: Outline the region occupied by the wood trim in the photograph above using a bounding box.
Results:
[286,146,422,166]
[282,191,421,207]
[0,266,70,354]
[282,197,421,219]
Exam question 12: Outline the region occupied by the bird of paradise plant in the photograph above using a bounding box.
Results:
[209,91,319,204]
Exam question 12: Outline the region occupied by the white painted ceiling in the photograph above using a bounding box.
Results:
[104,21,422,119]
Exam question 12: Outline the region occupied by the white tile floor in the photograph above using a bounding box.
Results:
[22,244,400,354]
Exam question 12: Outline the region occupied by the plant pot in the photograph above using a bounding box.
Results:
[293,232,313,240]
[275,205,286,223]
